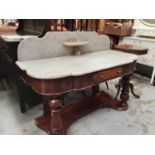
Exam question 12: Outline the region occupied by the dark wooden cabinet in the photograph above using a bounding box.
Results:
[103,19,133,48]
[0,20,51,112]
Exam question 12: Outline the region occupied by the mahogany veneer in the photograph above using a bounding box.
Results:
[35,91,127,134]
[114,44,148,55]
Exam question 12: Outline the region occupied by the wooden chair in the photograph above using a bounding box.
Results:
[151,66,155,85]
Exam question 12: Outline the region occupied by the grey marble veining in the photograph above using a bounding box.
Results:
[17,32,110,61]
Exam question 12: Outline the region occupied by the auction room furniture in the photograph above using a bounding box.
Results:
[16,32,138,134]
[120,19,155,84]
[103,20,133,48]
[0,19,51,112]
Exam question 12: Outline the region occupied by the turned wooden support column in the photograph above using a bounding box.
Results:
[120,74,131,110]
[48,98,66,135]
[43,96,51,117]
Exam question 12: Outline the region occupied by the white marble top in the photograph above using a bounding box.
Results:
[1,34,37,42]
[63,41,88,46]
[16,50,138,80]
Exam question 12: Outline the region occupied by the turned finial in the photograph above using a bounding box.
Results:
[48,99,62,110]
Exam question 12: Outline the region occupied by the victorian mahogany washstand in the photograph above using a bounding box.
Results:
[16,32,138,134]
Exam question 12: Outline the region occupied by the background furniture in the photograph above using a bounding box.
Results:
[114,44,148,55]
[120,19,155,84]
[103,19,133,48]
[0,19,51,112]
[120,37,155,84]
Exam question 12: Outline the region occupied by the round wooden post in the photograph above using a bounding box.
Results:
[42,96,51,117]
[48,98,66,135]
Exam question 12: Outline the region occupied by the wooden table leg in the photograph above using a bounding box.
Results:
[92,83,109,96]
[43,96,51,117]
[114,79,122,99]
[48,98,66,135]
[129,82,140,99]
[115,75,140,99]
[119,74,130,111]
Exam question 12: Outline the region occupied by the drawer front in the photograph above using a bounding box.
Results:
[94,66,124,83]
[74,62,135,90]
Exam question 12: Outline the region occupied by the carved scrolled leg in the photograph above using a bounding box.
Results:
[48,98,66,135]
[105,81,109,90]
[114,79,122,99]
[115,76,140,99]
[119,75,131,111]
[130,83,140,99]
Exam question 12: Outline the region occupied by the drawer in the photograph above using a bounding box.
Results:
[94,66,124,83]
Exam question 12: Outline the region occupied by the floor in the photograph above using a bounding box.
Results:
[0,74,155,135]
